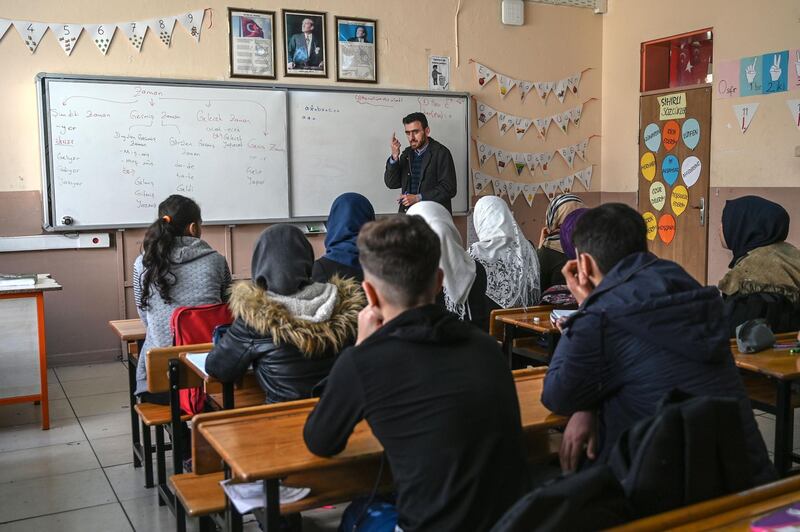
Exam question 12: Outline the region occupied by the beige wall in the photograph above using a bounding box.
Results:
[0,1,602,364]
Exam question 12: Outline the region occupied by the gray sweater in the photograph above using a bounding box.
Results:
[133,237,231,395]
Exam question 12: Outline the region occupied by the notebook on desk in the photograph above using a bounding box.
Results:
[0,273,37,287]
[184,352,210,379]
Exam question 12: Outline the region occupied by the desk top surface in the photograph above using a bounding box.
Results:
[108,319,146,341]
[496,310,559,334]
[732,332,800,380]
[198,373,563,482]
[0,275,62,295]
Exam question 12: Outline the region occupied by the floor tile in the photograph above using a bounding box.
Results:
[0,440,99,483]
[105,462,172,502]
[70,392,131,418]
[757,414,776,452]
[0,417,85,453]
[121,494,199,532]
[91,434,135,467]
[80,411,131,441]
[0,468,115,522]
[0,503,132,532]
[61,373,129,398]
[55,362,127,383]
[301,504,347,532]
[0,398,74,428]
[48,380,66,400]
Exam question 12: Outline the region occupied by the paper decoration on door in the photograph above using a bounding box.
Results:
[733,103,759,133]
[662,155,680,186]
[534,117,551,138]
[534,81,554,102]
[649,181,666,211]
[472,170,491,195]
[554,79,568,103]
[643,123,661,152]
[658,92,686,120]
[121,21,147,52]
[0,20,11,41]
[514,117,533,140]
[575,166,593,191]
[518,80,534,102]
[498,75,517,97]
[715,60,740,99]
[558,146,576,169]
[476,102,498,128]
[476,141,496,167]
[13,21,48,53]
[681,156,702,188]
[542,180,559,200]
[681,118,700,150]
[792,49,800,91]
[492,178,507,196]
[787,99,800,131]
[662,121,680,152]
[643,212,658,241]
[495,150,511,174]
[148,17,176,47]
[50,24,82,55]
[508,182,524,204]
[498,113,515,135]
[513,153,527,176]
[740,55,763,96]
[762,50,789,94]
[671,185,688,217]
[523,184,537,207]
[474,62,496,87]
[178,10,205,42]
[658,214,676,245]
[640,152,656,182]
[85,24,115,55]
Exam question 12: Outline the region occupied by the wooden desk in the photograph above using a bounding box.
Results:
[109,318,146,468]
[196,372,564,531]
[0,275,62,430]
[494,307,560,368]
[732,332,800,476]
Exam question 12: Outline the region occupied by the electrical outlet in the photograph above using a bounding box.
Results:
[502,0,524,26]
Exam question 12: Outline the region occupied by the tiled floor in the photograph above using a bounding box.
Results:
[0,362,344,531]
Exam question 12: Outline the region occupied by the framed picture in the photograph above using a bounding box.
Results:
[335,17,377,83]
[228,9,276,79]
[282,10,327,78]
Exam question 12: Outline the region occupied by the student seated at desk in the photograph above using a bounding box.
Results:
[541,203,775,485]
[133,195,231,402]
[304,215,529,532]
[408,201,495,330]
[312,192,375,283]
[540,207,587,308]
[537,193,584,291]
[205,225,363,403]
[718,196,800,336]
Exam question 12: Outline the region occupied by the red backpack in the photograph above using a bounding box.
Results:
[170,303,233,415]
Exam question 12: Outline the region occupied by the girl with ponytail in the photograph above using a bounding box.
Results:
[133,195,231,401]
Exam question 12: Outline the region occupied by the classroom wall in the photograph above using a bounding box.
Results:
[601,0,800,283]
[0,1,602,364]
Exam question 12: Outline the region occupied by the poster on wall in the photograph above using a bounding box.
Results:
[335,17,377,83]
[229,9,276,79]
[283,9,327,78]
[428,55,450,91]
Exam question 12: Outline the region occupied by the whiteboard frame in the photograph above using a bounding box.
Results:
[36,73,471,231]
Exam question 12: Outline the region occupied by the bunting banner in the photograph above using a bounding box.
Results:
[558,145,577,169]
[575,166,593,190]
[508,181,524,205]
[518,80,534,102]
[476,140,496,167]
[492,178,508,197]
[554,78,569,103]
[523,183,538,207]
[552,112,569,135]
[0,19,11,41]
[560,174,575,193]
[474,99,588,140]
[148,16,177,47]
[512,152,527,176]
[472,170,491,195]
[570,104,583,126]
[495,149,512,174]
[50,23,82,55]
[514,116,533,140]
[474,62,497,87]
[575,138,590,161]
[540,151,555,175]
[534,81,554,102]
[474,138,594,178]
[497,74,517,97]
[476,101,498,128]
[534,117,551,138]
[178,10,204,42]
[542,180,560,200]
[525,152,539,173]
[469,59,587,104]
[498,112,515,135]
[85,23,116,55]
[13,20,48,53]
[567,72,582,95]
[121,21,147,52]
[470,165,594,207]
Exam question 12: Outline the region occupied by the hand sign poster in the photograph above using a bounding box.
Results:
[762,51,788,94]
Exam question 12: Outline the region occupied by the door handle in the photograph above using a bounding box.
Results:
[691,197,705,226]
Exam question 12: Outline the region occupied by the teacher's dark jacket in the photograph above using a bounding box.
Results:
[384,137,457,213]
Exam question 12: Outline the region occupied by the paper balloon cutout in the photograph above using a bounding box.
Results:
[662,120,680,152]
[643,123,661,152]
[640,152,656,181]
[643,212,657,241]
[649,181,666,211]
[682,118,700,150]
[681,156,702,188]
[662,155,680,186]
[671,185,689,217]
[658,214,676,245]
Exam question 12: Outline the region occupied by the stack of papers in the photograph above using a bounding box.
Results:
[0,273,37,287]
[221,479,311,514]
[550,309,577,324]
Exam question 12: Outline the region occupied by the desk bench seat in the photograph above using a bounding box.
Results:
[135,403,191,427]
[208,387,266,410]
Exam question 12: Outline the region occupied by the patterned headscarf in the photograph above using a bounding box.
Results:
[541,194,584,254]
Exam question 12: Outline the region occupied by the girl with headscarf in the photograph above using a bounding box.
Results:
[538,194,585,291]
[206,224,365,403]
[408,202,495,330]
[718,196,800,335]
[469,196,541,309]
[313,193,376,283]
[540,207,588,308]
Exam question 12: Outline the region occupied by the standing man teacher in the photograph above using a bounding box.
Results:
[385,112,457,213]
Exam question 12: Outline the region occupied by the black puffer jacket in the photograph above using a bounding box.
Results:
[205,276,364,403]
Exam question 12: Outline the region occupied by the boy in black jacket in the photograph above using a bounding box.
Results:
[303,215,529,532]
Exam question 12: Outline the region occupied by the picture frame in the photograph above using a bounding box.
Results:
[282,10,328,78]
[335,16,378,83]
[228,8,276,79]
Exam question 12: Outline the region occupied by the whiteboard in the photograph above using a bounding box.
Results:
[289,91,470,216]
[41,78,289,229]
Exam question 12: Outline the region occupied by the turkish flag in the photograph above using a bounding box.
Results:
[241,17,264,38]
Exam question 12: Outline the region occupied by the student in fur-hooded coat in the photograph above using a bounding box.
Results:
[206,224,364,403]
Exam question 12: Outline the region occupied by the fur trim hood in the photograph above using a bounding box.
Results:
[228,275,365,356]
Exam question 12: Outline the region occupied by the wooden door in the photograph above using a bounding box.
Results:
[638,86,711,283]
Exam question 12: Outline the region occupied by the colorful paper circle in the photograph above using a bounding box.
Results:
[643,212,657,241]
[662,120,680,152]
[671,185,689,217]
[681,156,702,188]
[682,118,700,150]
[643,123,661,152]
[658,213,676,245]
[649,181,666,211]
[662,155,680,186]
[640,152,657,181]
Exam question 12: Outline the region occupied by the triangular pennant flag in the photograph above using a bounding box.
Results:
[567,72,582,95]
[508,182,524,205]
[560,174,575,193]
[534,117,551,138]
[513,153,527,176]
[148,16,177,47]
[472,170,491,195]
[514,117,533,140]
[570,104,583,126]
[476,101,498,128]
[552,113,569,135]
[476,140,496,167]
[733,102,759,133]
[120,21,147,52]
[786,99,800,131]
[178,10,205,42]
[518,80,534,102]
[558,146,576,169]
[539,151,554,175]
[498,74,517,97]
[575,138,589,162]
[534,81,554,103]
[0,19,11,41]
[498,112,515,136]
[525,152,539,173]
[474,62,496,88]
[576,166,593,191]
[523,183,538,207]
[85,23,116,55]
[542,180,560,200]
[491,178,507,197]
[555,78,569,103]
[495,150,512,174]
[13,21,48,53]
[49,24,83,55]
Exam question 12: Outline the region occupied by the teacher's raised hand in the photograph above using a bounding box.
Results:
[390,132,401,161]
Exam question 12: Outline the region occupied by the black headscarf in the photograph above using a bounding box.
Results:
[722,196,790,268]
[252,225,314,295]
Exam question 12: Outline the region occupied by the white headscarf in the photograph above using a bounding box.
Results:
[469,196,541,308]
[408,202,476,319]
